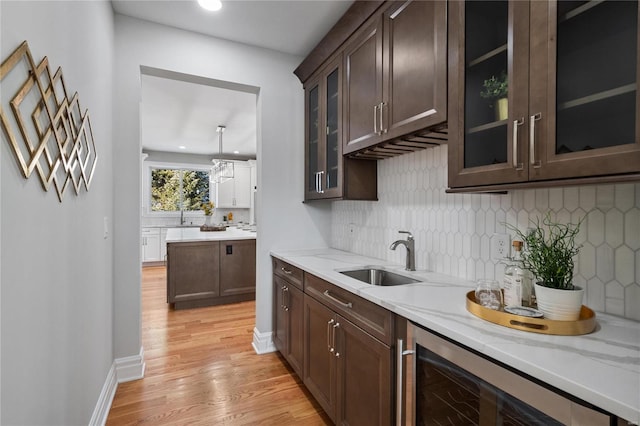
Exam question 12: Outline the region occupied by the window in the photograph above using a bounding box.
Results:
[150,167,210,212]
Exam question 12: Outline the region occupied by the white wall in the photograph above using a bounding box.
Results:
[0,1,114,424]
[113,15,331,360]
[332,145,640,321]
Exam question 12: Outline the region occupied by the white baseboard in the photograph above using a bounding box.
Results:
[252,327,276,354]
[115,346,146,383]
[89,346,146,426]
[88,364,117,426]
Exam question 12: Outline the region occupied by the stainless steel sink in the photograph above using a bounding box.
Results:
[340,268,420,286]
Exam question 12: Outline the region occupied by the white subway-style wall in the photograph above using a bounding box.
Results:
[331,145,640,321]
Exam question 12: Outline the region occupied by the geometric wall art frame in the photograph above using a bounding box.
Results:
[0,40,97,202]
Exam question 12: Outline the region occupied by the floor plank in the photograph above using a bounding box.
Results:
[106,266,331,425]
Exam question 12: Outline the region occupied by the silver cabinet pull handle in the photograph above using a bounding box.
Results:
[333,322,340,357]
[283,286,289,311]
[513,118,524,171]
[396,338,415,426]
[327,319,335,353]
[530,113,542,168]
[281,267,292,275]
[280,286,284,310]
[314,171,319,193]
[318,171,325,193]
[380,102,387,134]
[323,290,353,308]
[373,104,379,135]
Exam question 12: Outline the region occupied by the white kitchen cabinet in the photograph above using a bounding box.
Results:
[160,228,168,262]
[141,227,161,262]
[216,164,251,208]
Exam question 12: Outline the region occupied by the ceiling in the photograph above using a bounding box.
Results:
[140,73,258,157]
[114,0,352,157]
[111,0,353,57]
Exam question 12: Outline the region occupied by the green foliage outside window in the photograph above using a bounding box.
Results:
[151,168,210,212]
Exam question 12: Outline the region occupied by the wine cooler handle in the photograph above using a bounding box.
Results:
[396,338,415,426]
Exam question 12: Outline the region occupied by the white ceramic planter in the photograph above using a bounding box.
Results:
[534,283,584,321]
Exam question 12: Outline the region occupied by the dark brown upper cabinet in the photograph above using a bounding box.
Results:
[304,56,377,201]
[343,0,448,156]
[448,0,640,191]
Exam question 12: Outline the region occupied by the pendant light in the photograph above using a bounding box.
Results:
[211,125,234,183]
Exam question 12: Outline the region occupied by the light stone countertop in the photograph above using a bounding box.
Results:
[270,247,640,424]
[166,226,256,243]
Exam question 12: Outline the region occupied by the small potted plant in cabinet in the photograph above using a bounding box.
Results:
[508,213,585,321]
[480,71,508,121]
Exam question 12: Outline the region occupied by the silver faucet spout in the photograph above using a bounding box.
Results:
[390,231,415,271]
[180,209,185,225]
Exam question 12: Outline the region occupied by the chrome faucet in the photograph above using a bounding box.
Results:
[390,231,416,271]
[180,209,185,225]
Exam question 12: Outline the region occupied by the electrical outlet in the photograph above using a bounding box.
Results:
[491,233,509,260]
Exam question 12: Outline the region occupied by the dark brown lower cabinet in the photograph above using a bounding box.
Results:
[167,241,220,306]
[303,293,392,425]
[273,274,304,377]
[167,239,255,309]
[220,240,256,297]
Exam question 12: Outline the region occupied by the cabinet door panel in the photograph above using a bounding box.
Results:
[142,232,161,262]
[305,79,322,199]
[273,277,287,355]
[287,284,305,378]
[344,18,383,154]
[383,0,447,140]
[324,65,342,195]
[219,239,255,297]
[216,178,235,208]
[448,0,531,188]
[233,166,251,208]
[529,0,640,180]
[304,295,337,422]
[336,317,392,426]
[167,241,220,303]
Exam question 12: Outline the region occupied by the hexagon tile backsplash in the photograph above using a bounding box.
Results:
[331,145,640,321]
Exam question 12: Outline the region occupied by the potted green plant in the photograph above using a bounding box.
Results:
[480,71,508,121]
[507,213,584,320]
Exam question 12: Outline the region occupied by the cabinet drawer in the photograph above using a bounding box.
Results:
[273,257,303,290]
[304,273,394,345]
[141,227,159,235]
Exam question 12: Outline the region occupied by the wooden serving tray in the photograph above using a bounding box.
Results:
[200,224,227,232]
[465,291,596,336]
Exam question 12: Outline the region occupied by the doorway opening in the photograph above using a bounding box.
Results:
[138,65,260,308]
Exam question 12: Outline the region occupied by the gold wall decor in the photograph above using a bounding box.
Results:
[0,41,97,202]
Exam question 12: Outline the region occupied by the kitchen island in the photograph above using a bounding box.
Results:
[271,247,640,425]
[166,227,256,309]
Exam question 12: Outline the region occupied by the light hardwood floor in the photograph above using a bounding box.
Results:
[106,266,331,425]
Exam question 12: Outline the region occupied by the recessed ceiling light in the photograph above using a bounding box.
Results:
[178,145,186,150]
[198,0,222,12]
[233,150,240,154]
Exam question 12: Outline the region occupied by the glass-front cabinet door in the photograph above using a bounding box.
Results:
[448,1,531,188]
[449,0,640,190]
[305,57,343,200]
[324,66,340,195]
[530,0,640,180]
[305,81,321,198]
